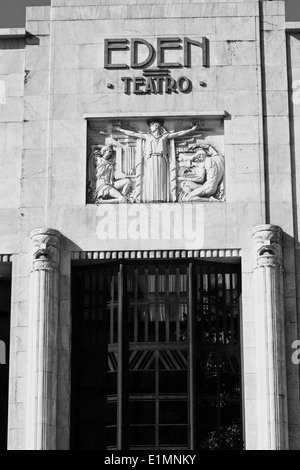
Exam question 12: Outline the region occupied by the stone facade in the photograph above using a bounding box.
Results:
[0,0,299,450]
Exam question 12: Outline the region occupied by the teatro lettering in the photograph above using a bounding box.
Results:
[104,37,209,95]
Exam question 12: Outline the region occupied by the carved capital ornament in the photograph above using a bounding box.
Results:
[251,224,283,269]
[30,228,61,271]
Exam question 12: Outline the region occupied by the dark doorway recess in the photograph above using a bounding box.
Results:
[0,280,11,450]
[71,259,243,450]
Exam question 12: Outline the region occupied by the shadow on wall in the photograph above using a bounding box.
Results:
[286,33,300,249]
[282,233,300,326]
[61,235,84,253]
[0,32,39,51]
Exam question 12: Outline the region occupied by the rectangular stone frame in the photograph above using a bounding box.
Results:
[85,111,227,205]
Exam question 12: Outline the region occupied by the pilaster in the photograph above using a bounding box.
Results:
[251,224,289,449]
[26,228,61,450]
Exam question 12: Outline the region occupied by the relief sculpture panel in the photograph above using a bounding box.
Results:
[87,117,225,204]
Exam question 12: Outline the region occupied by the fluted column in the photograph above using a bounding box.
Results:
[251,224,288,450]
[26,228,61,450]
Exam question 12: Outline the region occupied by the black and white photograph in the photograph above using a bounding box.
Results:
[0,0,300,455]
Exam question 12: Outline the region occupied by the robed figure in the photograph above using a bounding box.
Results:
[113,120,200,203]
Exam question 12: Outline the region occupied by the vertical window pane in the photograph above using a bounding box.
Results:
[71,265,118,450]
[160,401,187,425]
[126,264,188,344]
[195,263,242,450]
[159,425,188,446]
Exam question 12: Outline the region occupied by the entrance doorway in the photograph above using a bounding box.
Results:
[71,259,243,450]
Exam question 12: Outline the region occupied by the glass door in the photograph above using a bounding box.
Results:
[126,263,189,450]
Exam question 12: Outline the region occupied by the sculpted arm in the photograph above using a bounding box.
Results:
[167,124,201,140]
[113,124,146,140]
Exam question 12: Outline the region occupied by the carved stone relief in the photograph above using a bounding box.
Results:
[87,118,225,204]
[251,224,283,269]
[30,228,61,271]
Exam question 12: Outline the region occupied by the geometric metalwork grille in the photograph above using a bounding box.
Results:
[70,259,243,450]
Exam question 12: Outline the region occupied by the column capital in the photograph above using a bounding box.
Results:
[30,228,61,271]
[251,224,283,269]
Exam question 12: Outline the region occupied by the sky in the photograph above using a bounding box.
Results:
[0,0,299,28]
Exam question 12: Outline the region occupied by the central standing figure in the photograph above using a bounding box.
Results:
[113,120,200,202]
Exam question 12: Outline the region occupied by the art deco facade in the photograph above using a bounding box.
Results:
[0,0,299,450]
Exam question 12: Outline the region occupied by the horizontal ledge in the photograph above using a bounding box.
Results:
[285,22,300,32]
[84,111,228,120]
[71,249,241,261]
[0,28,26,39]
[0,255,13,263]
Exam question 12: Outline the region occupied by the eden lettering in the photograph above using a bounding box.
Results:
[104,37,209,69]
